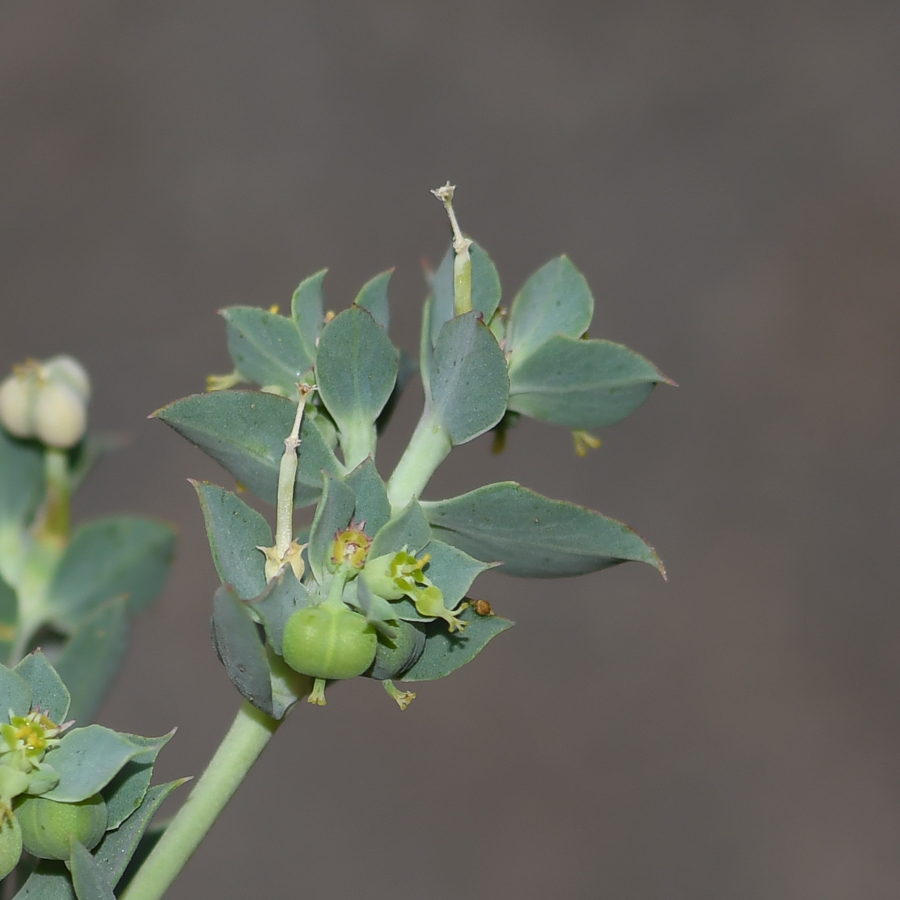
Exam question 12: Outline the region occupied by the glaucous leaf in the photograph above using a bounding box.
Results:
[13,860,76,900]
[508,335,671,429]
[428,312,509,445]
[307,475,356,583]
[69,840,116,900]
[0,427,44,529]
[422,482,664,578]
[504,256,593,364]
[42,726,167,803]
[54,598,129,725]
[354,270,392,332]
[101,731,175,831]
[210,586,273,717]
[154,391,341,508]
[345,458,391,538]
[400,606,514,682]
[45,517,175,627]
[291,270,327,364]
[193,482,271,600]
[370,499,431,559]
[423,539,496,607]
[0,574,17,666]
[251,573,310,654]
[14,652,70,723]
[221,307,313,396]
[0,664,32,718]
[429,242,502,346]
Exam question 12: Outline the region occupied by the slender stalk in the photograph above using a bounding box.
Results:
[431,183,472,315]
[275,383,314,557]
[120,701,282,900]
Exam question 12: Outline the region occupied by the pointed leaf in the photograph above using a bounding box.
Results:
[505,256,593,364]
[43,726,164,802]
[94,779,188,890]
[0,664,32,717]
[423,539,496,607]
[422,482,664,578]
[371,499,431,558]
[45,517,175,626]
[211,585,274,716]
[14,652,70,722]
[54,598,129,725]
[354,270,392,332]
[13,860,76,900]
[346,458,391,538]
[400,607,514,682]
[101,732,174,830]
[307,475,356,583]
[193,482,271,600]
[428,312,509,445]
[429,242,502,346]
[154,391,341,508]
[69,840,116,900]
[315,306,398,468]
[291,269,327,364]
[508,335,669,428]
[221,306,313,396]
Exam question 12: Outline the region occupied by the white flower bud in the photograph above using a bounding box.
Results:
[33,381,87,449]
[43,354,91,403]
[0,371,39,438]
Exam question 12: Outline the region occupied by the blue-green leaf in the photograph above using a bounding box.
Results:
[69,839,116,900]
[423,539,496,607]
[193,482,271,600]
[14,651,70,722]
[508,335,670,428]
[250,573,310,654]
[154,391,341,508]
[504,256,593,364]
[45,517,175,627]
[346,458,391,538]
[291,270,327,364]
[428,312,509,445]
[221,307,313,396]
[210,585,273,716]
[354,270,392,332]
[54,598,129,725]
[429,242,502,346]
[307,475,356,583]
[13,860,76,900]
[371,499,431,559]
[43,726,164,803]
[0,664,32,717]
[92,780,187,891]
[101,732,174,831]
[422,482,664,578]
[315,306,398,468]
[400,607,514,682]
[0,428,44,529]
[0,574,17,666]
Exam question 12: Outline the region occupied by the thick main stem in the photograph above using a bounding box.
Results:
[385,412,451,513]
[120,701,282,900]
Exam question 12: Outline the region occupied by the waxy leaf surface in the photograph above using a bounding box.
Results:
[371,499,431,558]
[69,840,116,900]
[155,391,340,507]
[290,270,327,365]
[508,335,669,428]
[422,482,664,578]
[307,475,356,583]
[354,270,392,332]
[430,242,501,345]
[15,651,70,722]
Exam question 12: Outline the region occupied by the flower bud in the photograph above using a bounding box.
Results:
[15,793,107,860]
[33,381,87,449]
[43,355,91,404]
[0,370,39,438]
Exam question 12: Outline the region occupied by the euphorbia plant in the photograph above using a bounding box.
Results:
[0,185,671,900]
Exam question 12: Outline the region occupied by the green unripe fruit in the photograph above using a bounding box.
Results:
[282,604,377,680]
[33,381,87,449]
[0,814,23,879]
[15,794,107,860]
[0,372,38,438]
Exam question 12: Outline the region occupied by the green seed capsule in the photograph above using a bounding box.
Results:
[281,605,377,681]
[0,813,23,879]
[15,794,107,860]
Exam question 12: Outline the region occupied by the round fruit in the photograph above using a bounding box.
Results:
[0,813,23,879]
[33,381,87,449]
[281,605,377,681]
[15,794,107,860]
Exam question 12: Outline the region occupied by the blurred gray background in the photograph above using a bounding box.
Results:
[2,2,899,898]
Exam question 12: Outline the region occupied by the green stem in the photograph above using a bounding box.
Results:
[38,447,71,543]
[385,412,451,512]
[120,701,282,900]
[275,384,314,557]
